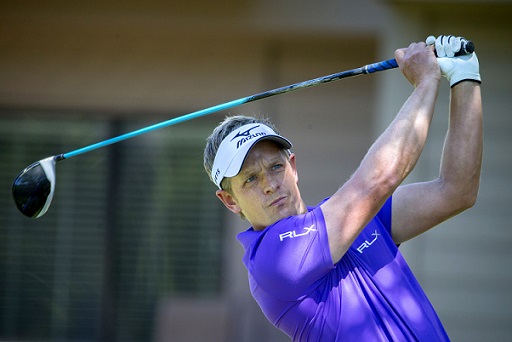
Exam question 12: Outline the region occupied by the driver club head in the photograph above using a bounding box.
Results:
[12,156,57,218]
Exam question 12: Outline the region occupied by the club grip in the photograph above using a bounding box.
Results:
[456,40,474,56]
[363,59,399,74]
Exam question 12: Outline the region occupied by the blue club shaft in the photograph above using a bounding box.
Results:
[61,58,398,160]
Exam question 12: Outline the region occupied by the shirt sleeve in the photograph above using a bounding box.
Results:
[244,206,334,301]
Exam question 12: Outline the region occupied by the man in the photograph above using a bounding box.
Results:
[203,35,482,341]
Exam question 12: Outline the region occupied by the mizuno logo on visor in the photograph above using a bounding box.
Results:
[231,125,267,149]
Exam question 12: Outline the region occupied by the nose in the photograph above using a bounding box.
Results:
[262,172,279,194]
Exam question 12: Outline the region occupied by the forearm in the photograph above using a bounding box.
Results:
[362,79,440,191]
[439,81,483,206]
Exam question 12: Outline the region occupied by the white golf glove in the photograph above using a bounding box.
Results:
[426,35,481,87]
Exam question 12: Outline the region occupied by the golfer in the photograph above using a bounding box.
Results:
[203,35,482,341]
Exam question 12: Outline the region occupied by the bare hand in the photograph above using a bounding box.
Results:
[395,42,441,88]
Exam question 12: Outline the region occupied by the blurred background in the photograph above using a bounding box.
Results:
[1,1,511,341]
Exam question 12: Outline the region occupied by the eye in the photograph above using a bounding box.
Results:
[245,175,256,184]
[272,163,283,171]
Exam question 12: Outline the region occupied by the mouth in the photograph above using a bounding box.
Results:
[269,196,287,207]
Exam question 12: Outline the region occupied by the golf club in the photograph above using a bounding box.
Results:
[12,40,475,219]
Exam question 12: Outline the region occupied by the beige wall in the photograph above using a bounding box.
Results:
[1,1,511,341]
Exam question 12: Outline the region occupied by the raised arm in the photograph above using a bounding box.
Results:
[392,80,482,244]
[320,41,441,263]
[391,36,483,244]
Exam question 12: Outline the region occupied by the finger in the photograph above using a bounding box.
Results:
[426,35,436,46]
[451,36,463,54]
[394,47,406,65]
[445,35,455,57]
[436,35,446,57]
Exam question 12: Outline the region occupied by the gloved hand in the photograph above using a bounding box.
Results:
[427,35,466,57]
[426,35,481,87]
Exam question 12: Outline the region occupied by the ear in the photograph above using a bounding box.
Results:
[216,189,242,215]
[289,153,299,183]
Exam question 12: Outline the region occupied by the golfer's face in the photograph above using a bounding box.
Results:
[229,140,303,230]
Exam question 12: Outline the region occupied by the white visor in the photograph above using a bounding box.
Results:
[211,123,292,189]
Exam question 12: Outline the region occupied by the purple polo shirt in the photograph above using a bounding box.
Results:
[237,197,449,341]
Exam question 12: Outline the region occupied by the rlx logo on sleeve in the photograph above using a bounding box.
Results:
[279,225,316,241]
